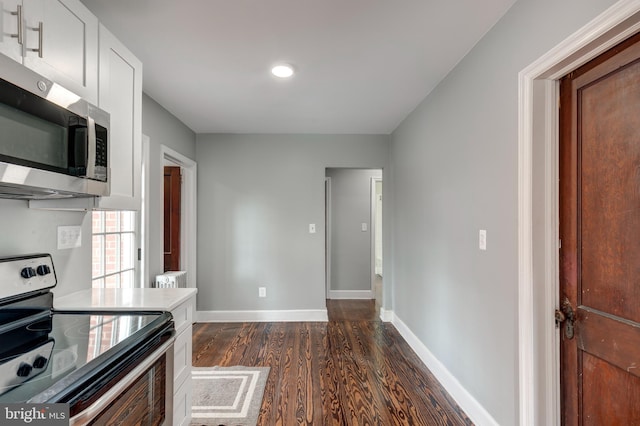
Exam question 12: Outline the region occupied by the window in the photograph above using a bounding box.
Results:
[92,211,137,288]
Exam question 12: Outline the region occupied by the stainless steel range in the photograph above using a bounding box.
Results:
[0,254,175,424]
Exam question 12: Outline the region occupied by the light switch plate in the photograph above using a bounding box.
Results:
[361,223,368,232]
[479,229,487,251]
[309,224,316,234]
[58,226,82,250]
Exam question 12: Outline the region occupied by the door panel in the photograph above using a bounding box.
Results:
[0,0,22,62]
[96,24,142,210]
[579,60,640,323]
[23,0,98,104]
[577,308,640,377]
[582,354,640,425]
[163,166,181,272]
[560,31,640,425]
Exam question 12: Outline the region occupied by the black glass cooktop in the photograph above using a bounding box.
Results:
[0,309,169,403]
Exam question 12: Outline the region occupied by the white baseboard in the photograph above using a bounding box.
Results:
[197,309,328,322]
[327,290,373,299]
[379,307,394,322]
[392,315,499,426]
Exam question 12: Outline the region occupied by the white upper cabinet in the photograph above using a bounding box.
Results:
[0,0,98,104]
[94,24,142,211]
[0,0,24,63]
[22,9,143,212]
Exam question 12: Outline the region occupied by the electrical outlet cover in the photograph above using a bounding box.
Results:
[57,226,82,250]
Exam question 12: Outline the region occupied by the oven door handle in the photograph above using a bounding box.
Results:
[69,336,175,425]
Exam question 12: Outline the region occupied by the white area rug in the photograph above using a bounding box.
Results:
[190,366,269,426]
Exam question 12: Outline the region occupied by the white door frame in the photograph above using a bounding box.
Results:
[518,2,640,424]
[325,176,332,299]
[370,177,382,297]
[141,135,150,287]
[159,144,198,289]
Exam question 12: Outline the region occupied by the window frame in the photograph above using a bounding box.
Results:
[91,210,139,289]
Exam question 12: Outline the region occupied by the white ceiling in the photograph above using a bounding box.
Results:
[80,0,516,134]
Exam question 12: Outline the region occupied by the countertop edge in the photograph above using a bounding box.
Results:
[54,288,198,312]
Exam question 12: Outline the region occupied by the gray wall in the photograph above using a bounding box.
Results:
[326,168,381,292]
[0,200,91,296]
[195,134,388,311]
[142,93,196,285]
[388,0,617,424]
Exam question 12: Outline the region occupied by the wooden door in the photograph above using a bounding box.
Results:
[163,166,181,272]
[559,32,640,425]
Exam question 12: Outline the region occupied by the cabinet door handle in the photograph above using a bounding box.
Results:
[28,21,43,58]
[10,4,23,45]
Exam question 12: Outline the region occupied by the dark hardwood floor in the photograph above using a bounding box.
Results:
[192,300,473,425]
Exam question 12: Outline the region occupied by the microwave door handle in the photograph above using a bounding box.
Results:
[86,117,96,178]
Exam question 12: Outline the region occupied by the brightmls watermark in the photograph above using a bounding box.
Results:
[0,404,69,425]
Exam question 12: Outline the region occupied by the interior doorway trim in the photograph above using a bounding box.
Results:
[159,144,198,288]
[370,176,382,303]
[141,135,150,287]
[518,1,640,424]
[325,177,332,299]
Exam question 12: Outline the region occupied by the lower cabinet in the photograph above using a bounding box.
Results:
[173,373,193,426]
[171,296,194,425]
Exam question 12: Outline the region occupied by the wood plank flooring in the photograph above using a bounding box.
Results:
[192,300,473,425]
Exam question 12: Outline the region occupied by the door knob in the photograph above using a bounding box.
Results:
[555,297,576,339]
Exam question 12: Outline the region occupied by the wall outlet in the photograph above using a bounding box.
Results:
[57,226,82,250]
[479,229,487,251]
[258,287,266,298]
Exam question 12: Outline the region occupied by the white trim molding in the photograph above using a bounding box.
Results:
[325,176,332,299]
[392,315,498,426]
[141,134,151,288]
[379,307,394,322]
[328,290,374,300]
[518,2,640,425]
[159,145,198,290]
[197,309,329,322]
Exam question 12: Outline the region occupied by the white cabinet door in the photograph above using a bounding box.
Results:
[22,0,98,105]
[95,24,142,211]
[0,0,23,62]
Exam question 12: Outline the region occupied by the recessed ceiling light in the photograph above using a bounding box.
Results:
[271,64,294,78]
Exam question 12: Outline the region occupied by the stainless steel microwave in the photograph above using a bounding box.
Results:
[0,54,109,200]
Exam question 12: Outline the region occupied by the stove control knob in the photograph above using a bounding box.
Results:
[17,363,32,377]
[36,265,51,276]
[33,356,47,369]
[20,267,36,279]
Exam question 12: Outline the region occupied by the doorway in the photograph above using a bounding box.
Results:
[519,5,640,425]
[325,168,382,304]
[158,145,197,288]
[372,177,383,304]
[558,30,640,424]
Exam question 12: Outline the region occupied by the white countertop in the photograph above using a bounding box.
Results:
[54,287,197,312]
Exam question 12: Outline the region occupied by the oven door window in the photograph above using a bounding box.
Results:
[89,354,166,426]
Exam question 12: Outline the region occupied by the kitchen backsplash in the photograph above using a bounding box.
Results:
[0,199,92,296]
